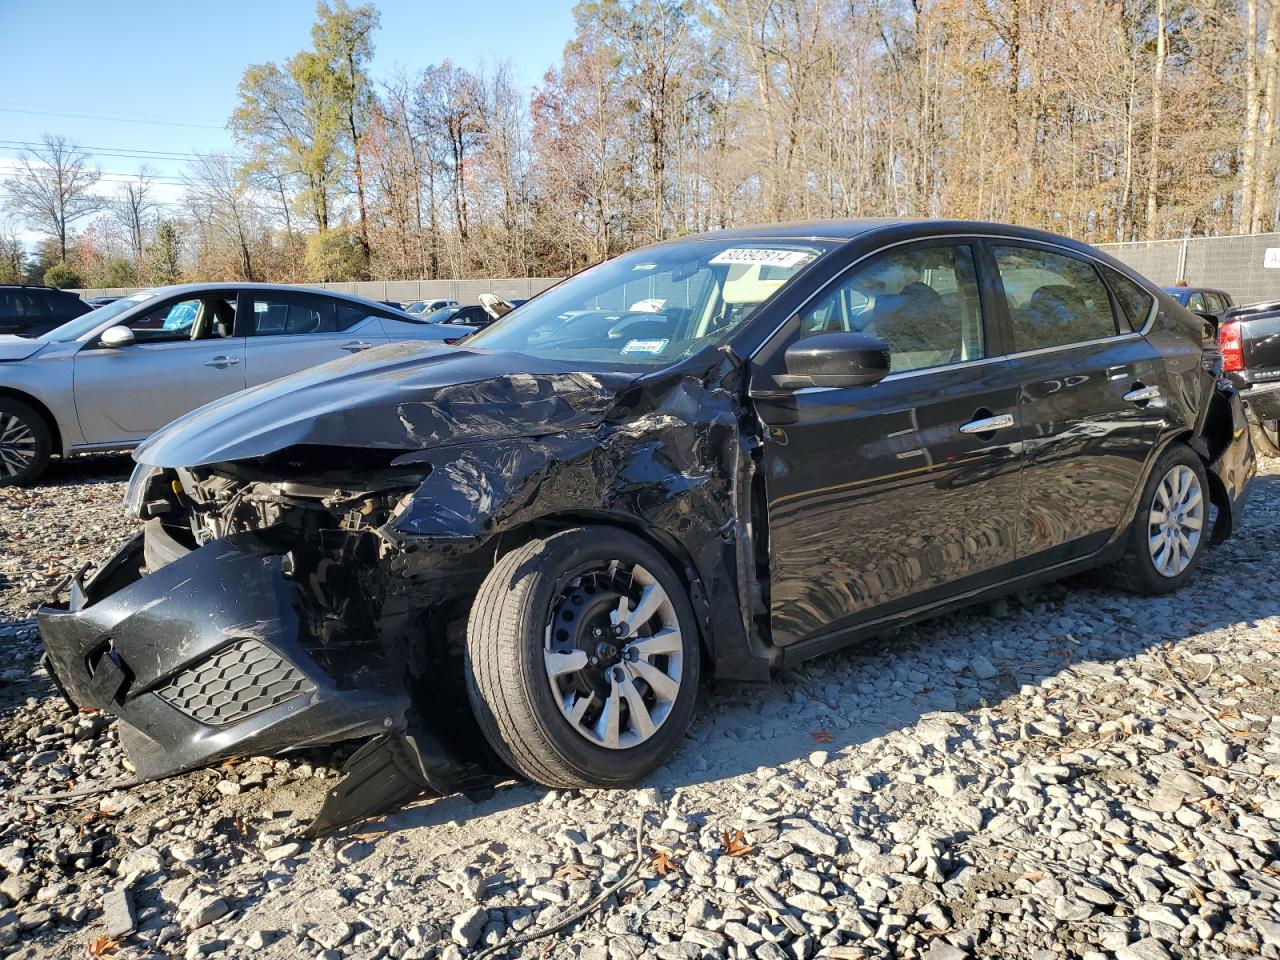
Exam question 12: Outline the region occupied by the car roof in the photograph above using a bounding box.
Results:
[121,282,404,308]
[1161,286,1230,295]
[669,217,1118,253]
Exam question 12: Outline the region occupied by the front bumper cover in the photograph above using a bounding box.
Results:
[37,529,493,831]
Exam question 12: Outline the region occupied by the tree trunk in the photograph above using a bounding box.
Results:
[1145,0,1166,236]
[1243,0,1262,233]
[1254,0,1280,231]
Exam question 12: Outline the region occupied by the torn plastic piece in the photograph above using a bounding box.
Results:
[305,728,496,836]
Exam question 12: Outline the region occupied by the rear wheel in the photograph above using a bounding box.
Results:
[0,398,51,487]
[464,526,700,789]
[1250,419,1280,458]
[1112,443,1209,595]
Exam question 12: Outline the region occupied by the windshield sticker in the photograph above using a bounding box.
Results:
[710,248,815,268]
[632,262,658,271]
[621,338,669,355]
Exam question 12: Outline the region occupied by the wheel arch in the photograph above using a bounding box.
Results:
[0,387,62,455]
[485,510,718,672]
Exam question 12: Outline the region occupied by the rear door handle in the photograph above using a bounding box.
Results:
[341,340,373,352]
[959,413,1015,434]
[1123,384,1160,403]
[204,355,240,368]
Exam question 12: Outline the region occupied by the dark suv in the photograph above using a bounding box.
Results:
[0,285,91,337]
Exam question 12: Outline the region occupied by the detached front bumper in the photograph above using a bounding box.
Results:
[37,529,410,781]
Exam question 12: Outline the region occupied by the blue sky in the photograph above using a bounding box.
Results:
[0,0,578,238]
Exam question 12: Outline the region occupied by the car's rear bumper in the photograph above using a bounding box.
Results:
[36,529,410,781]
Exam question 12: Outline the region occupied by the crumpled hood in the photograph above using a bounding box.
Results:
[134,340,636,468]
[0,335,46,362]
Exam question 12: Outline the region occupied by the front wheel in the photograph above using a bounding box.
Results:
[1112,443,1210,595]
[464,526,700,789]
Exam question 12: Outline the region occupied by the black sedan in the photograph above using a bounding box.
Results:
[37,219,1254,832]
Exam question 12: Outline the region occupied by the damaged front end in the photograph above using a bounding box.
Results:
[38,448,499,834]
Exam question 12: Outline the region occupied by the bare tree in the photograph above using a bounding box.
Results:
[114,167,158,264]
[2,135,104,262]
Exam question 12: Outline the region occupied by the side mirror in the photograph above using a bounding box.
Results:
[99,325,135,349]
[776,331,891,389]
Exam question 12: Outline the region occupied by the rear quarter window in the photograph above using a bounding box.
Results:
[1100,266,1156,332]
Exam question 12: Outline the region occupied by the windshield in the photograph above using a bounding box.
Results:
[465,239,835,365]
[45,291,158,341]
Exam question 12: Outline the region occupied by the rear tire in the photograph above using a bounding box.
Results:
[1250,419,1280,458]
[0,398,52,487]
[1111,442,1209,596]
[464,526,700,789]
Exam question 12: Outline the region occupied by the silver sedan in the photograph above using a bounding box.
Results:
[0,283,475,484]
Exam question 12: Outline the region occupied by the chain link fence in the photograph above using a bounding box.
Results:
[1098,233,1280,305]
[75,277,564,302]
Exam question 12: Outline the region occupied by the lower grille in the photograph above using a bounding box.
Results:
[156,639,315,726]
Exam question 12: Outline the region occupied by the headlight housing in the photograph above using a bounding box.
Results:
[123,463,163,519]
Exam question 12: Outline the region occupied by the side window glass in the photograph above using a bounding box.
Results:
[250,296,334,336]
[993,246,1118,351]
[1187,292,1207,313]
[124,299,202,343]
[21,294,53,316]
[794,244,985,373]
[1205,293,1226,314]
[335,304,377,331]
[1100,265,1155,332]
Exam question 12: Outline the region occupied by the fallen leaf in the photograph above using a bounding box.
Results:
[811,729,834,743]
[649,849,680,876]
[721,829,753,857]
[553,861,592,881]
[86,935,120,958]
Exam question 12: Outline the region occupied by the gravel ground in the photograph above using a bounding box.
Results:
[0,455,1278,960]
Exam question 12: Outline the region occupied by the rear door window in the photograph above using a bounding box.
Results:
[249,293,337,336]
[992,245,1118,351]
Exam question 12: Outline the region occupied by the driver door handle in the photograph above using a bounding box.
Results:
[204,355,240,368]
[341,340,373,352]
[959,413,1015,434]
[1123,384,1161,403]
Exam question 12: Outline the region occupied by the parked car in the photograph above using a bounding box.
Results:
[0,283,477,484]
[1162,285,1234,320]
[420,304,497,328]
[37,220,1253,834]
[0,285,92,337]
[405,298,460,315]
[1219,299,1280,455]
[85,296,123,308]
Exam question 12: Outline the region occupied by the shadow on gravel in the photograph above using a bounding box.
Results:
[35,452,135,485]
[358,472,1280,839]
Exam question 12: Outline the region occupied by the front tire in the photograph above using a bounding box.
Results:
[1112,442,1209,595]
[464,526,700,789]
[0,398,51,487]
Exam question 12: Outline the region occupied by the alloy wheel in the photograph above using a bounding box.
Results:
[0,413,36,478]
[543,561,684,750]
[1147,463,1204,578]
